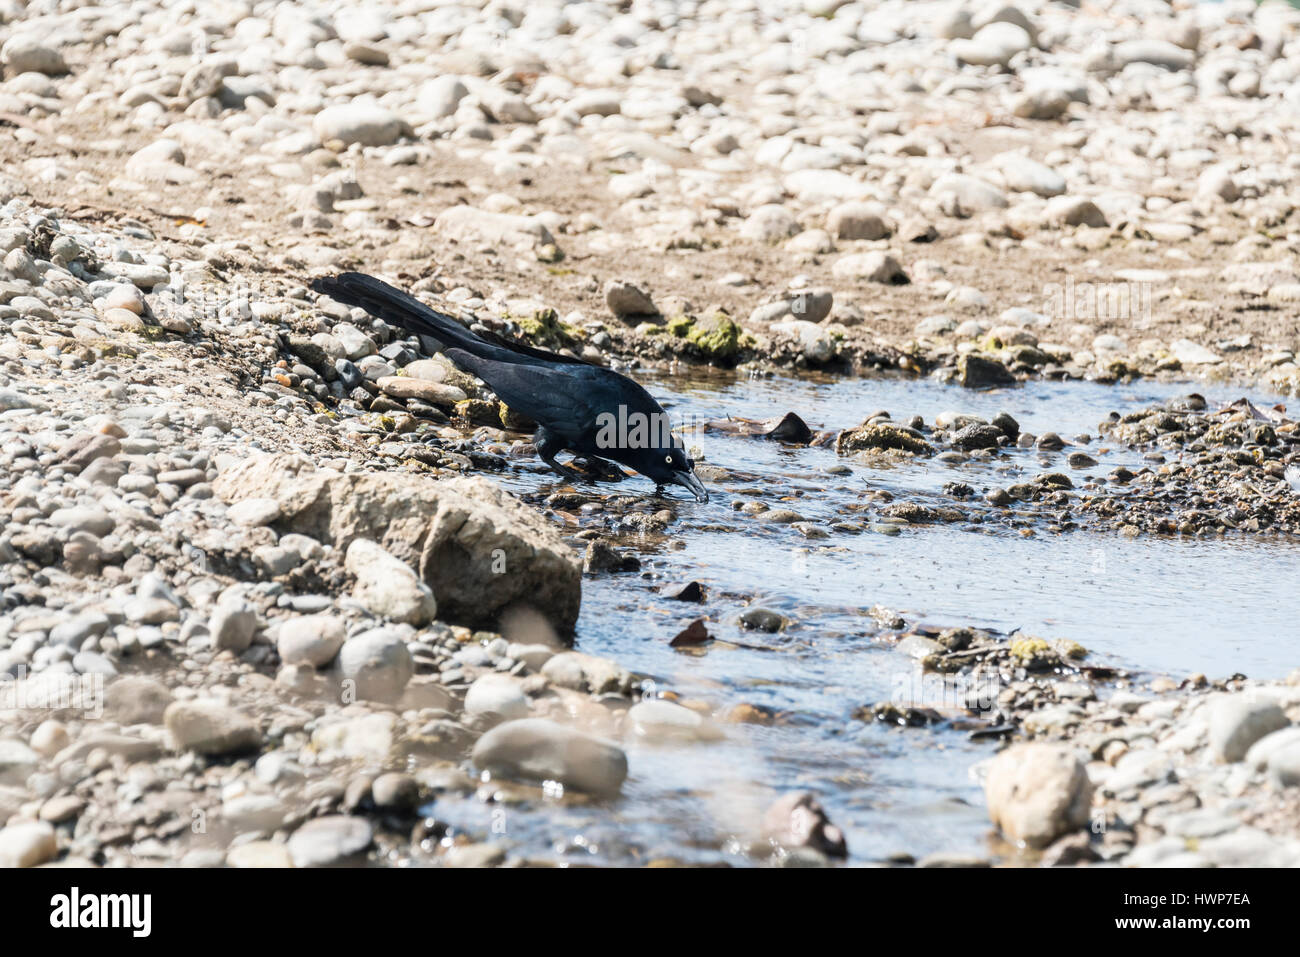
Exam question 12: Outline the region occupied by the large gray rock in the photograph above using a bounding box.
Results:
[984,743,1092,848]
[213,454,581,632]
[471,718,628,796]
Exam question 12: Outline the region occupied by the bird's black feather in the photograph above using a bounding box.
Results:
[311,271,709,502]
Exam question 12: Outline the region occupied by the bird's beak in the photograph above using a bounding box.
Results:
[672,469,709,503]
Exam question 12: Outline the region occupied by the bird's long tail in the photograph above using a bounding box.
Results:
[310,272,484,356]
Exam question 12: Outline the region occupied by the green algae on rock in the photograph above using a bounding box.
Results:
[835,421,934,455]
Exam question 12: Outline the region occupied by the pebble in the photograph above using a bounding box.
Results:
[984,743,1092,848]
[1209,698,1289,763]
[472,718,628,796]
[277,615,346,668]
[209,601,259,653]
[164,700,262,755]
[0,821,57,868]
[313,103,405,147]
[287,815,373,867]
[345,539,436,626]
[334,627,414,702]
[464,674,531,721]
[626,699,722,743]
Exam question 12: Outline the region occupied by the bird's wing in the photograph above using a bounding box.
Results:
[448,349,609,437]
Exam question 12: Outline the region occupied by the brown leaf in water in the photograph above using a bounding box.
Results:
[670,618,711,647]
[703,412,813,444]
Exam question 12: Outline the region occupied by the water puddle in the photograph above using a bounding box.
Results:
[437,371,1300,865]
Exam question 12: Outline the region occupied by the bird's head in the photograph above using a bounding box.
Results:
[630,438,708,503]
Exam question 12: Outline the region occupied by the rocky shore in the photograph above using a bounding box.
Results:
[1,0,1299,867]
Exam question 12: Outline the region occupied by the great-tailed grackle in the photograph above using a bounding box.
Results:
[311,272,709,502]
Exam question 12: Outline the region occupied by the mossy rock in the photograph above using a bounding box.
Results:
[1009,637,1059,670]
[835,422,933,456]
[499,401,536,432]
[512,307,581,351]
[685,312,742,358]
[1055,639,1087,660]
[665,315,695,337]
[455,398,502,426]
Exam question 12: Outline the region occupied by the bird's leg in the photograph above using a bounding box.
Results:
[534,427,588,481]
[571,454,627,481]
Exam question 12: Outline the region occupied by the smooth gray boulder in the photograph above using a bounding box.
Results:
[214,454,581,632]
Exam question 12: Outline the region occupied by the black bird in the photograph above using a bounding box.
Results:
[311,272,709,502]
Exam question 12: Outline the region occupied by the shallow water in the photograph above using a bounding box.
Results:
[437,371,1300,865]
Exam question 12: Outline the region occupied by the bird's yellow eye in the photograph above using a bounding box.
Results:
[664,454,673,464]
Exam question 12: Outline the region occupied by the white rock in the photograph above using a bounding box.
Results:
[1209,698,1288,762]
[1170,338,1222,367]
[313,103,405,147]
[464,674,531,720]
[626,699,723,742]
[334,627,413,701]
[832,251,908,284]
[345,539,436,626]
[951,22,1032,68]
[984,743,1092,847]
[228,497,281,527]
[472,718,628,795]
[0,821,56,868]
[277,615,346,668]
[1,35,66,75]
